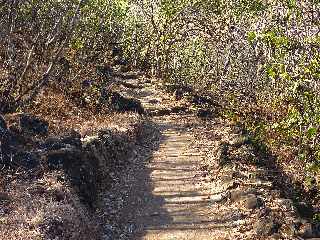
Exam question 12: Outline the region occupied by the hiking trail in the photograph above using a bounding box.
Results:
[102,73,311,240]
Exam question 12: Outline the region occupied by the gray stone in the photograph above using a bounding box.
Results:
[148,99,159,104]
[52,189,66,202]
[209,192,229,203]
[42,130,82,150]
[243,194,263,209]
[230,189,244,202]
[27,185,47,195]
[230,189,258,202]
[276,198,294,211]
[271,233,283,239]
[254,217,278,236]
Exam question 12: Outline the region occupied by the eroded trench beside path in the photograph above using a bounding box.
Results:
[103,74,316,240]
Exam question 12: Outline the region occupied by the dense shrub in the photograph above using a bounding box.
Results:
[115,0,320,191]
[0,0,127,113]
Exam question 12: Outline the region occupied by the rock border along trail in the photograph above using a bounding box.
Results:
[104,74,310,240]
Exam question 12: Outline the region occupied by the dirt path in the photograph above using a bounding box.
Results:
[132,116,230,240]
[112,78,239,240]
[103,74,312,240]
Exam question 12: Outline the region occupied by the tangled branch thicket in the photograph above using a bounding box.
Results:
[0,0,319,196]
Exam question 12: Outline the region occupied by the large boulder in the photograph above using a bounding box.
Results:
[40,130,99,206]
[41,130,82,151]
[108,92,144,114]
[254,217,279,236]
[0,115,40,170]
[5,113,49,136]
[46,147,82,170]
[0,114,50,170]
[41,130,82,169]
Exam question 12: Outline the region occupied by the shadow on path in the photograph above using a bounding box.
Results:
[116,116,240,240]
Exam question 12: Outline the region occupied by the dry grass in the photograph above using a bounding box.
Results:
[26,87,141,136]
[0,171,102,240]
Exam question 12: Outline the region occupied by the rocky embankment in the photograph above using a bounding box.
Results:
[0,112,152,240]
